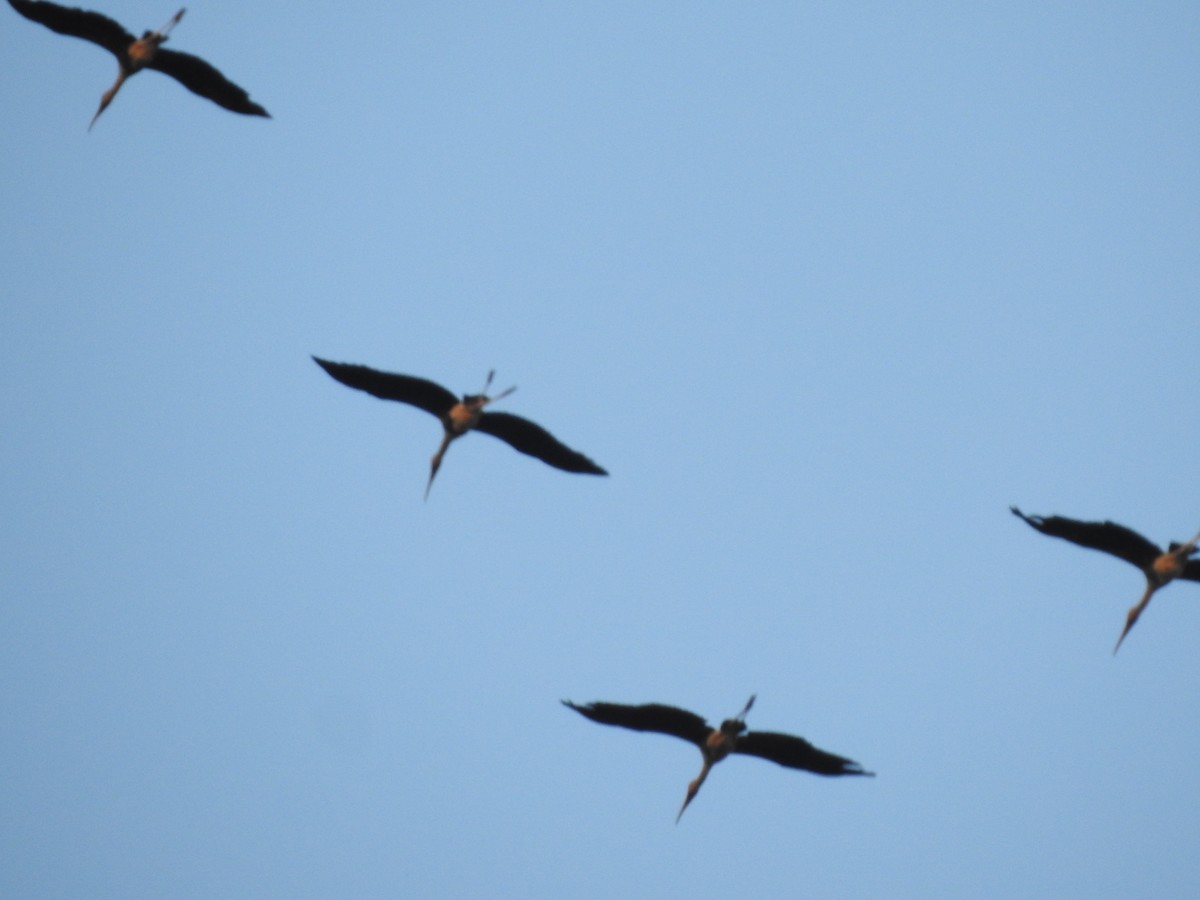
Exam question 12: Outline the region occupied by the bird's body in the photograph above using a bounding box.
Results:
[446,398,485,434]
[7,1,270,127]
[88,10,178,128]
[1011,507,1200,653]
[312,357,607,498]
[562,696,872,822]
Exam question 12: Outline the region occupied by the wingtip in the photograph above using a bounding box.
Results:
[1010,506,1040,527]
[576,455,607,476]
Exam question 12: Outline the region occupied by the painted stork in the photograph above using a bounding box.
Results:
[7,2,269,127]
[562,696,872,822]
[313,357,607,499]
[1011,507,1200,653]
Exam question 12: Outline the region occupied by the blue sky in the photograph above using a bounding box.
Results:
[2,2,1199,897]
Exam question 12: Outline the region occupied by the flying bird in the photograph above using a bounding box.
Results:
[1011,507,1200,653]
[313,357,607,498]
[7,1,270,128]
[562,696,872,822]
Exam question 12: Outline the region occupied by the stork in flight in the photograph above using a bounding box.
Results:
[1011,507,1200,653]
[562,696,873,822]
[7,1,270,128]
[313,357,607,499]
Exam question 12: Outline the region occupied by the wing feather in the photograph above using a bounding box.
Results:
[1010,507,1162,571]
[149,48,269,116]
[8,0,133,56]
[312,357,457,417]
[562,701,710,746]
[475,411,606,474]
[734,730,873,776]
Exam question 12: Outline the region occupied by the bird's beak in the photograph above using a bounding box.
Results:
[1114,608,1140,655]
[424,459,440,501]
[676,784,699,824]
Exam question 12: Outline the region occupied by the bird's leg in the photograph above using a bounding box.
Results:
[1114,582,1157,655]
[479,370,515,405]
[676,762,711,824]
[1182,529,1200,555]
[89,71,127,130]
[425,431,454,501]
[157,8,185,38]
[734,695,756,721]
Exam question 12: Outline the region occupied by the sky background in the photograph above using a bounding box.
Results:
[2,1,1199,897]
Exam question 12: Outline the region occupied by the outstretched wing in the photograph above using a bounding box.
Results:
[562,701,711,747]
[734,730,873,776]
[1010,507,1162,571]
[312,357,457,417]
[8,0,133,56]
[475,412,606,474]
[1180,559,1200,584]
[149,48,269,116]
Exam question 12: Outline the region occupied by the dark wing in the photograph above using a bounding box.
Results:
[562,701,711,746]
[148,48,269,117]
[475,412,607,474]
[734,730,874,777]
[1010,507,1162,571]
[7,0,133,55]
[312,357,457,417]
[1180,559,1200,584]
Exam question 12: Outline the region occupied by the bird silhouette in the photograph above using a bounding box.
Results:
[1011,507,1200,653]
[7,2,270,128]
[562,696,872,822]
[313,357,607,498]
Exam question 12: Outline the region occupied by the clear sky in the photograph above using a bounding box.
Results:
[2,2,1199,897]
